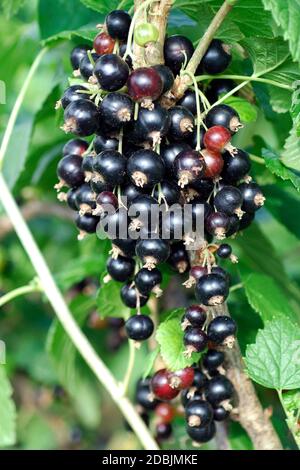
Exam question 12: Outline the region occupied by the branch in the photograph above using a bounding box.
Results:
[0,172,159,451]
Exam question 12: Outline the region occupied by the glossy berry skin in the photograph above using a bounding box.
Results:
[164,35,194,75]
[90,179,113,195]
[193,369,207,390]
[106,255,135,282]
[161,142,191,175]
[201,39,231,74]
[128,104,170,145]
[151,369,180,401]
[169,367,195,390]
[183,328,208,353]
[185,400,213,428]
[178,90,199,116]
[156,423,172,440]
[227,214,240,236]
[64,100,99,136]
[94,54,129,92]
[93,32,115,55]
[129,194,157,223]
[127,67,163,102]
[63,138,88,157]
[201,149,224,179]
[168,242,190,274]
[154,180,180,205]
[99,92,133,131]
[153,65,174,94]
[168,106,195,141]
[155,403,174,423]
[113,238,136,258]
[121,184,147,205]
[136,378,159,410]
[222,149,251,183]
[181,388,203,407]
[217,243,232,259]
[64,187,79,211]
[127,149,165,188]
[79,53,99,80]
[75,183,96,214]
[207,316,237,345]
[61,85,88,109]
[238,182,265,212]
[213,406,230,422]
[214,186,243,216]
[206,79,236,104]
[239,211,255,231]
[92,150,126,186]
[120,284,149,308]
[94,133,118,154]
[134,23,159,47]
[205,375,234,406]
[136,238,170,269]
[204,126,232,153]
[134,268,162,296]
[125,314,154,341]
[211,266,230,283]
[183,305,207,328]
[106,10,131,41]
[206,104,242,134]
[205,212,229,239]
[202,349,225,371]
[196,274,229,306]
[190,178,214,201]
[189,266,208,282]
[186,421,216,443]
[57,155,84,188]
[81,155,94,182]
[174,150,206,188]
[70,44,89,69]
[75,213,99,234]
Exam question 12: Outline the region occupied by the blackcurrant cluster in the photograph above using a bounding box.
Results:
[54,7,265,446]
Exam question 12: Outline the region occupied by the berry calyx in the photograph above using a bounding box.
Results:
[127,149,165,188]
[238,182,265,212]
[169,367,195,390]
[135,238,170,270]
[207,316,237,348]
[168,106,195,141]
[185,399,213,428]
[204,125,237,156]
[183,327,208,356]
[195,273,229,306]
[63,100,99,136]
[174,149,206,188]
[181,305,207,330]
[134,268,163,297]
[214,186,243,218]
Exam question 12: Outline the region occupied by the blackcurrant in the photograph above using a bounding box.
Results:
[63,138,88,157]
[127,67,163,103]
[213,405,230,422]
[226,214,240,236]
[90,179,113,194]
[178,90,200,116]
[185,399,213,428]
[79,52,99,80]
[136,378,159,410]
[56,154,85,189]
[168,242,190,274]
[161,142,191,176]
[192,369,208,390]
[121,184,147,205]
[151,369,180,401]
[154,180,180,206]
[127,149,165,188]
[214,186,243,218]
[120,284,149,308]
[182,305,207,329]
[134,267,162,297]
[94,133,118,154]
[112,238,136,258]
[70,44,89,70]
[106,255,135,282]
[92,150,126,186]
[63,100,99,136]
[156,422,172,440]
[201,39,231,74]
[75,183,96,215]
[205,212,229,239]
[106,10,131,41]
[221,149,251,183]
[168,106,195,141]
[93,32,115,55]
[164,35,194,75]
[207,316,237,347]
[189,178,214,201]
[238,211,255,231]
[174,150,206,188]
[211,266,230,283]
[186,421,216,443]
[181,387,203,407]
[183,327,208,355]
[125,314,154,341]
[99,92,133,131]
[202,349,225,371]
[206,104,242,133]
[201,149,224,179]
[135,238,170,270]
[57,186,79,210]
[205,375,234,406]
[81,155,94,184]
[127,104,170,145]
[75,213,99,239]
[186,127,205,149]
[206,79,236,104]
[238,182,265,212]
[153,65,174,94]
[195,273,229,306]
[61,85,88,109]
[216,243,232,259]
[94,54,129,92]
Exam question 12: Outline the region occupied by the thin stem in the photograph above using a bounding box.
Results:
[124,0,156,60]
[122,340,136,395]
[196,74,294,91]
[182,72,203,150]
[229,282,243,293]
[210,80,250,109]
[0,280,42,308]
[249,154,265,165]
[0,173,158,451]
[277,389,300,449]
[0,47,48,169]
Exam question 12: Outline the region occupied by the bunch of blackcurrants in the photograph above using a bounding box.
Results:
[55,8,264,445]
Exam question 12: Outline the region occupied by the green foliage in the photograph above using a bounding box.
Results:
[96,278,131,319]
[262,148,300,192]
[223,95,258,122]
[245,318,300,389]
[280,390,300,447]
[0,367,17,447]
[0,0,25,19]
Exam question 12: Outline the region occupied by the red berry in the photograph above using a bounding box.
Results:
[201,148,224,178]
[127,67,163,103]
[93,32,115,55]
[155,403,175,423]
[169,367,195,390]
[151,369,180,401]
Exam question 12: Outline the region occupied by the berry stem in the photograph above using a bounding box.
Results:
[0,278,42,308]
[181,71,205,150]
[122,337,137,396]
[195,74,294,92]
[229,282,243,293]
[249,154,265,165]
[0,172,159,451]
[208,80,249,111]
[277,389,300,449]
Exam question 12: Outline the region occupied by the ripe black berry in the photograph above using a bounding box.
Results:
[61,85,88,109]
[201,39,231,74]
[178,90,199,115]
[79,52,99,80]
[106,255,135,282]
[128,104,170,145]
[168,242,190,274]
[168,106,195,141]
[92,150,126,186]
[202,349,225,371]
[154,180,180,206]
[161,142,191,176]
[222,149,251,183]
[99,92,133,131]
[75,183,96,215]
[186,421,216,443]
[207,316,237,347]
[127,149,165,188]
[238,182,265,212]
[63,100,99,136]
[217,243,232,259]
[125,314,154,341]
[174,150,206,188]
[127,67,163,103]
[192,369,208,390]
[214,186,243,218]
[70,44,89,70]
[205,375,234,406]
[94,54,129,92]
[206,104,242,133]
[56,154,84,189]
[113,238,136,258]
[120,284,149,308]
[195,273,229,306]
[94,133,118,154]
[185,399,213,428]
[136,238,170,270]
[181,387,203,407]
[153,65,174,94]
[213,405,230,421]
[182,305,207,329]
[156,422,172,440]
[75,213,99,239]
[136,378,159,410]
[164,35,194,75]
[106,10,131,41]
[206,79,236,104]
[205,212,229,240]
[183,327,208,355]
[135,268,162,297]
[63,138,88,157]
[238,211,255,231]
[121,184,147,205]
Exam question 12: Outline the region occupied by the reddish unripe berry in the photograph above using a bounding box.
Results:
[127,67,163,103]
[201,148,224,178]
[151,369,180,401]
[190,266,207,280]
[204,126,233,153]
[169,367,195,390]
[155,403,175,423]
[93,32,115,55]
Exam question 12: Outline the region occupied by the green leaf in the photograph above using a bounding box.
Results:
[281,127,300,172]
[156,317,202,371]
[143,347,160,379]
[96,279,131,319]
[262,147,300,191]
[0,366,17,448]
[245,317,300,389]
[55,253,108,291]
[80,0,132,13]
[0,0,25,18]
[42,28,96,47]
[241,272,296,323]
[280,389,300,447]
[262,0,300,64]
[291,84,300,136]
[222,96,258,122]
[241,37,290,76]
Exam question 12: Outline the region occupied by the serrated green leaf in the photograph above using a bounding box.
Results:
[245,318,300,390]
[156,318,202,371]
[241,37,290,76]
[291,84,300,136]
[222,96,258,122]
[281,127,300,172]
[262,147,300,191]
[0,366,17,448]
[96,279,131,319]
[80,0,132,13]
[241,272,296,323]
[42,28,96,47]
[280,389,300,448]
